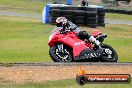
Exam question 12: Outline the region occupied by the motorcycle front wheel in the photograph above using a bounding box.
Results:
[100,44,118,62]
[49,45,73,62]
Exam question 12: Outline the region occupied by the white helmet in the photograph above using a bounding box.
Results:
[56,17,67,24]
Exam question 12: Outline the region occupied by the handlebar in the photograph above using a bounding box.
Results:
[96,34,107,43]
[60,21,78,34]
[67,21,78,31]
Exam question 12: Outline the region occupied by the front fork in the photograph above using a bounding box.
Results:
[57,44,64,53]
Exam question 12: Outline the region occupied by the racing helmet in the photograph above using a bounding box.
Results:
[56,17,67,27]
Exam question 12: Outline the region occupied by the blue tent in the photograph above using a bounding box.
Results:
[66,0,73,5]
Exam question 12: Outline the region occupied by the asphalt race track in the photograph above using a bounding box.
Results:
[0,62,132,66]
[0,11,132,25]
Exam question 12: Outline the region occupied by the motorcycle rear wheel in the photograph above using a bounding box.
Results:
[49,45,73,62]
[100,44,118,62]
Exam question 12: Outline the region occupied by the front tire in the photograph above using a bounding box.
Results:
[49,45,73,62]
[100,44,118,62]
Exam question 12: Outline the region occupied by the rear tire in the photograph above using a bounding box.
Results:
[49,45,73,62]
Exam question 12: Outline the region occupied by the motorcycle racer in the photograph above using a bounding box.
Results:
[48,17,118,62]
[56,17,100,46]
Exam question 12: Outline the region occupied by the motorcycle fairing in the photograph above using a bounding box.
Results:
[74,48,103,61]
[51,33,88,58]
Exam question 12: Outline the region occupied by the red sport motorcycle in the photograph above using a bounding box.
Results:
[48,19,118,62]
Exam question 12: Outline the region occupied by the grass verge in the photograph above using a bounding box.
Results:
[106,13,132,21]
[0,0,49,14]
[0,79,131,88]
[0,16,55,62]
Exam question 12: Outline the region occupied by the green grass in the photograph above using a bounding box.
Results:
[106,13,132,21]
[0,0,49,14]
[0,16,55,62]
[0,79,131,88]
[0,16,132,62]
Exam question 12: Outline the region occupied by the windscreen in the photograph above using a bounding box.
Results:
[50,27,62,36]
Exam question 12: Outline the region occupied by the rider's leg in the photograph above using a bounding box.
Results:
[76,31,90,40]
